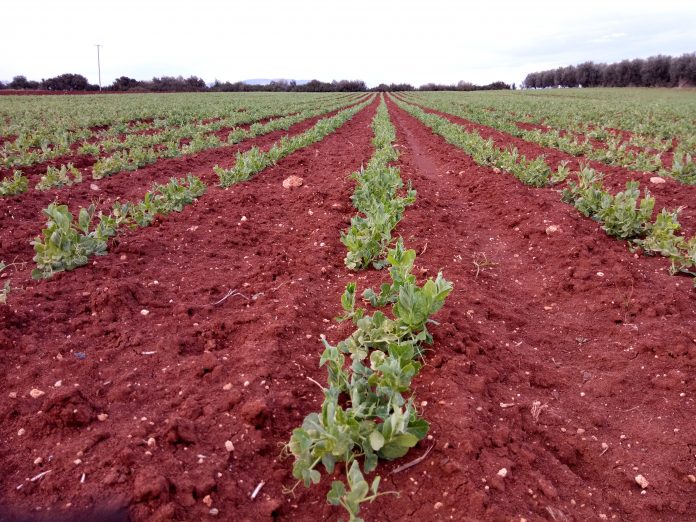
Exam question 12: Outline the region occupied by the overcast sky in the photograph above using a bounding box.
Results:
[2,0,695,88]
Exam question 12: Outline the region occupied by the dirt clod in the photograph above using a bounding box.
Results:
[29,388,45,399]
[282,175,303,189]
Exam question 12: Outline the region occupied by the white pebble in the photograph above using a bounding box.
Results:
[635,474,649,489]
[140,309,150,316]
[225,440,234,453]
[29,388,45,399]
[497,468,508,478]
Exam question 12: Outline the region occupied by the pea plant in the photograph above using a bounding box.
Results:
[396,94,696,286]
[0,171,29,196]
[561,166,654,239]
[31,204,109,279]
[403,92,696,186]
[561,165,696,284]
[392,96,568,188]
[286,240,452,522]
[634,209,696,282]
[36,163,82,190]
[32,175,207,279]
[214,97,373,187]
[0,261,11,304]
[342,98,415,270]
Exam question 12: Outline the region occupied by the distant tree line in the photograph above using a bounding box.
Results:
[0,73,100,91]
[208,79,369,92]
[414,80,513,91]
[523,53,696,89]
[0,74,513,93]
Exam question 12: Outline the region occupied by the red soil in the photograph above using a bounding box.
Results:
[0,99,369,272]
[1,100,365,187]
[399,97,696,237]
[0,93,695,521]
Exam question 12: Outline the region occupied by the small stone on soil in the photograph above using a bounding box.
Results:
[17,428,25,436]
[282,175,304,189]
[147,437,156,448]
[223,383,232,391]
[497,468,508,478]
[649,177,666,184]
[635,474,649,489]
[97,413,108,422]
[140,309,149,316]
[29,389,45,399]
[225,440,234,453]
[209,508,219,516]
[53,380,62,388]
[202,495,213,507]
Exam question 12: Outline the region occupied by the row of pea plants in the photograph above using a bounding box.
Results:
[401,93,696,185]
[285,96,453,521]
[30,175,207,280]
[392,95,696,287]
[214,96,373,186]
[340,98,416,269]
[0,95,365,195]
[25,96,375,281]
[0,93,356,169]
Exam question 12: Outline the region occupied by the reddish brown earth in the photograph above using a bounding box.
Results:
[396,95,696,236]
[1,93,695,521]
[0,95,378,521]
[0,97,369,272]
[0,97,365,188]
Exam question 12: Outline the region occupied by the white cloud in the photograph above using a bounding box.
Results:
[1,0,694,87]
[590,33,628,43]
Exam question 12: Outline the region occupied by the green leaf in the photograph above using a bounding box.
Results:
[369,430,385,451]
[327,480,346,506]
[371,475,381,495]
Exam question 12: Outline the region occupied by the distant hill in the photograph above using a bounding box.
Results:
[242,78,310,86]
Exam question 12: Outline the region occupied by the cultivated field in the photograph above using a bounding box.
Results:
[1,89,696,521]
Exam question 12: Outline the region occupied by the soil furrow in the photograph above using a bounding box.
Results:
[357,96,696,521]
[0,96,381,521]
[0,99,368,276]
[398,96,696,236]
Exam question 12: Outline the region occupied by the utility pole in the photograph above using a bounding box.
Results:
[95,44,102,91]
